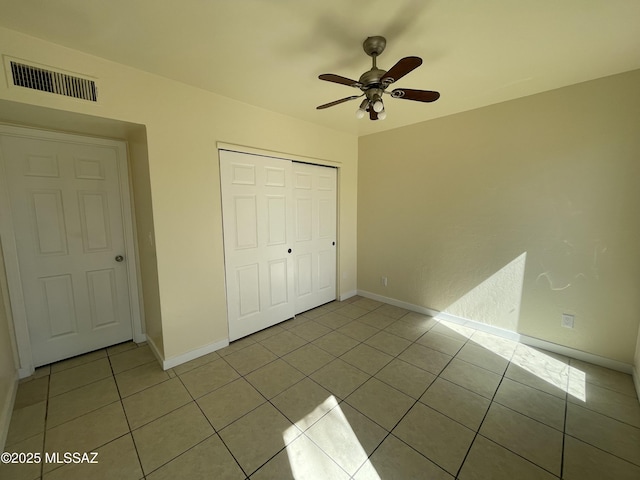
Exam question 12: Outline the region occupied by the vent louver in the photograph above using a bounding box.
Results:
[10,61,97,102]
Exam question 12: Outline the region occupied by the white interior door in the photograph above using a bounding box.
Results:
[293,163,337,313]
[220,150,296,341]
[0,132,134,366]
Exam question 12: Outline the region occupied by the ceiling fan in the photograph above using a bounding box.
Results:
[317,36,440,120]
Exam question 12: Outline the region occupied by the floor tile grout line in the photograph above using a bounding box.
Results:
[488,399,566,434]
[48,347,178,477]
[453,357,568,479]
[579,380,640,399]
[345,349,467,477]
[46,372,117,400]
[43,337,487,476]
[454,369,508,479]
[148,372,248,477]
[224,315,403,476]
[42,351,137,476]
[39,369,52,479]
[568,358,639,398]
[18,300,638,478]
[560,382,569,480]
[262,387,354,478]
[140,431,237,479]
[248,310,469,439]
[196,334,352,479]
[180,355,287,477]
[116,371,174,401]
[101,353,146,477]
[501,373,570,403]
[562,431,640,469]
[472,432,563,479]
[288,421,364,478]
[47,348,108,374]
[48,353,108,376]
[565,400,640,431]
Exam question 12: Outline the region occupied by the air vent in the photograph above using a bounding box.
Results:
[9,60,97,102]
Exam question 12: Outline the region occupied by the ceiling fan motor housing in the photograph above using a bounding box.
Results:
[359,68,386,88]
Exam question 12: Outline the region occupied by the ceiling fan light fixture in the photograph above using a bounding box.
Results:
[356,98,369,119]
[373,99,384,113]
[377,109,387,120]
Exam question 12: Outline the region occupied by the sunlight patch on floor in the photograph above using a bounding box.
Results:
[283,396,380,479]
[440,319,586,401]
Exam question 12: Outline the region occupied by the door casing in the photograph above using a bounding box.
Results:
[0,124,145,377]
[218,142,340,340]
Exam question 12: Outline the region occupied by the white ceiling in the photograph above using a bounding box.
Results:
[1,0,639,137]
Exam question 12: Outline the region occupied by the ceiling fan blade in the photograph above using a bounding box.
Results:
[390,88,440,103]
[381,56,423,84]
[319,73,362,88]
[316,95,361,110]
[369,109,379,120]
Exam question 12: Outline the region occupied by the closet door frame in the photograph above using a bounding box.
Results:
[218,144,339,340]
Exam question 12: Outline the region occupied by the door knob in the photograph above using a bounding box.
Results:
[287,248,292,254]
[115,255,125,262]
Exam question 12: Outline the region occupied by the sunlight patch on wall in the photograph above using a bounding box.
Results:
[441,252,527,332]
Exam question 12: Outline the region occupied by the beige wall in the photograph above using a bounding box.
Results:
[0,27,358,363]
[358,69,640,364]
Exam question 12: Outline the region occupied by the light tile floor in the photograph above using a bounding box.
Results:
[3,296,640,479]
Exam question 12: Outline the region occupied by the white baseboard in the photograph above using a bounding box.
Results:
[339,290,358,302]
[357,289,634,376]
[18,366,34,379]
[357,290,440,317]
[632,366,640,402]
[150,337,230,371]
[517,334,633,374]
[0,370,19,451]
[146,335,163,367]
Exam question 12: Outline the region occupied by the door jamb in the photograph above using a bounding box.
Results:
[0,124,145,377]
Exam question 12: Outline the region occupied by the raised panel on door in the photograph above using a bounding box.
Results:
[0,133,135,366]
[220,150,295,341]
[268,258,289,306]
[233,195,258,249]
[296,253,313,298]
[30,189,68,255]
[236,263,261,318]
[86,268,119,328]
[293,163,337,314]
[78,191,112,252]
[266,196,287,245]
[40,274,77,337]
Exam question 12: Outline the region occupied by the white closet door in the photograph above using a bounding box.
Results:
[293,163,337,313]
[0,133,134,366]
[220,150,295,340]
